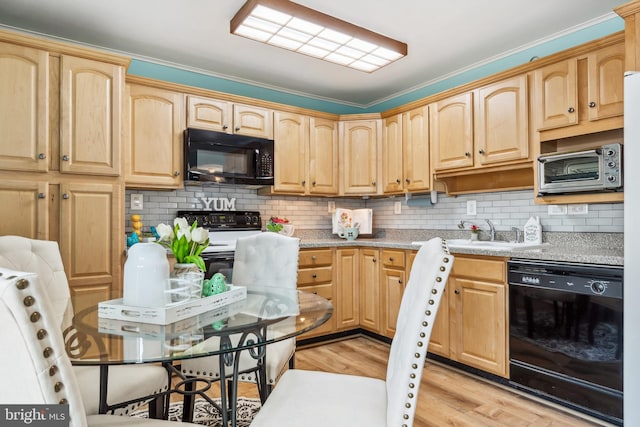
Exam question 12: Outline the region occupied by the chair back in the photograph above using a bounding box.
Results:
[0,268,88,427]
[231,232,300,289]
[385,238,453,427]
[0,236,73,329]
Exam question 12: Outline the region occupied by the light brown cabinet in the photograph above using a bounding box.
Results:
[335,248,359,330]
[340,120,380,196]
[380,249,406,338]
[186,95,273,139]
[382,106,431,194]
[429,255,509,378]
[0,180,48,240]
[297,248,336,339]
[358,248,380,331]
[431,92,474,171]
[534,42,624,137]
[309,117,339,195]
[124,82,184,188]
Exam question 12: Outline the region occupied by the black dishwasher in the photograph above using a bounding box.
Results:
[508,259,623,425]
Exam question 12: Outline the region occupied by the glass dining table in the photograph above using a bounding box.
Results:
[66,286,333,427]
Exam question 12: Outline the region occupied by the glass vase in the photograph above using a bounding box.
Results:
[172,263,205,299]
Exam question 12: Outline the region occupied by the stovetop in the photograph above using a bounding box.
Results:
[177,210,263,253]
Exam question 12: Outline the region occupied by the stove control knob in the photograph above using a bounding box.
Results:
[589,280,607,295]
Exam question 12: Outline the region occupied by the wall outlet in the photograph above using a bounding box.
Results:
[130,193,144,210]
[394,201,402,214]
[328,201,335,213]
[466,200,477,216]
[547,205,567,215]
[568,204,589,215]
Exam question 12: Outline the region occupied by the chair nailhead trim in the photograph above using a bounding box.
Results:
[404,414,409,419]
[414,353,420,358]
[23,296,35,306]
[15,278,29,289]
[421,321,427,326]
[444,257,450,263]
[432,288,438,294]
[49,365,59,376]
[30,312,41,322]
[405,403,411,408]
[417,342,423,347]
[43,347,53,358]
[59,399,68,404]
[408,392,414,398]
[420,332,425,338]
[436,277,442,282]
[428,299,434,305]
[412,364,417,369]
[440,266,446,272]
[54,382,63,392]
[410,373,416,379]
[409,383,415,389]
[426,310,431,316]
[37,329,48,340]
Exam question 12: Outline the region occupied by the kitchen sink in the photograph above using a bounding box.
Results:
[412,239,549,251]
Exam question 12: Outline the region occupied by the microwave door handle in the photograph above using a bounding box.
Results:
[538,148,599,162]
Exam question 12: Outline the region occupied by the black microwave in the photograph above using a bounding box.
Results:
[184,128,274,185]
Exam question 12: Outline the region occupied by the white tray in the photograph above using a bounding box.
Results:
[98,285,247,325]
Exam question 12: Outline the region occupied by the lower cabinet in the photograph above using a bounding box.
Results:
[429,255,509,378]
[296,248,336,339]
[359,248,380,332]
[335,248,359,330]
[380,249,407,338]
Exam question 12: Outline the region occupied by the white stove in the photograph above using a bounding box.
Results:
[177,210,263,278]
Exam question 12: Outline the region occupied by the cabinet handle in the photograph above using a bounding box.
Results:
[371,181,376,186]
[372,258,377,263]
[568,107,575,113]
[405,178,411,183]
[38,153,46,160]
[311,255,317,260]
[398,279,403,285]
[223,125,229,130]
[312,181,316,186]
[312,274,317,279]
[396,179,401,184]
[389,257,394,262]
[464,152,471,157]
[589,101,596,108]
[302,180,306,185]
[454,289,460,294]
[38,193,46,199]
[235,127,240,132]
[62,194,69,200]
[62,155,69,161]
[174,171,180,176]
[478,149,485,155]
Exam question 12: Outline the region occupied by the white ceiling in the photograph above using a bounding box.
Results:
[0,0,627,107]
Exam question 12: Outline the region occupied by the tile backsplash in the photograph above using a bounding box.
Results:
[125,185,623,234]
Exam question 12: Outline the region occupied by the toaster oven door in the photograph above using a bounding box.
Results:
[538,149,604,194]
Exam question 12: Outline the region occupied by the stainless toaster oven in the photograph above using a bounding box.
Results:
[537,143,623,195]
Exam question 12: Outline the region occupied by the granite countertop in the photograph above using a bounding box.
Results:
[295,230,624,266]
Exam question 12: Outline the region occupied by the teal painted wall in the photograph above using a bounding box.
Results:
[127,17,624,115]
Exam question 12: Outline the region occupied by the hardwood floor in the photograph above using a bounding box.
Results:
[177,336,611,426]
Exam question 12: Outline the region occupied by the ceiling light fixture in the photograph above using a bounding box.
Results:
[230,0,407,73]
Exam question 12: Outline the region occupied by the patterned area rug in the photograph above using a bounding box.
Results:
[131,397,261,426]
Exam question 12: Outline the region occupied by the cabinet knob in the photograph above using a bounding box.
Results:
[223,125,229,130]
[62,155,69,161]
[568,107,575,113]
[312,273,317,279]
[312,181,316,186]
[174,171,180,176]
[464,152,471,157]
[311,255,317,260]
[38,153,46,160]
[372,258,377,263]
[454,289,460,294]
[396,179,401,184]
[371,181,376,186]
[389,257,394,262]
[302,180,306,185]
[405,178,411,183]
[62,194,69,200]
[589,101,596,108]
[38,193,46,199]
[398,279,403,285]
[478,149,485,155]
[235,127,240,132]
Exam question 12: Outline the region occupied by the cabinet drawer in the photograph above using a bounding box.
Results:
[298,249,332,267]
[451,256,505,282]
[381,249,405,268]
[298,266,333,285]
[298,283,333,300]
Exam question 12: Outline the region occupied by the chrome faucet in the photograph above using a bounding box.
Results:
[511,226,524,243]
[484,219,496,241]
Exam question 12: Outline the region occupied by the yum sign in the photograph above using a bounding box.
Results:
[200,197,236,211]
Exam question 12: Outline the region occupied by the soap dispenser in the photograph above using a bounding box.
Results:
[523,216,542,245]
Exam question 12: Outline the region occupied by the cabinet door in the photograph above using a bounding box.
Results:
[380,266,405,338]
[451,277,507,377]
[58,182,121,296]
[403,106,430,192]
[0,42,49,172]
[336,248,359,330]
[309,117,339,195]
[0,180,48,240]
[60,55,122,176]
[475,75,529,166]
[233,104,273,138]
[274,112,308,193]
[534,59,578,130]
[382,114,404,193]
[359,248,380,332]
[431,92,474,170]
[186,95,232,132]
[341,120,379,195]
[124,84,184,188]
[587,43,625,121]
[428,282,450,357]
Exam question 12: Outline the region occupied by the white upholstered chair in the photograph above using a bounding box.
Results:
[0,236,169,416]
[181,232,300,401]
[0,268,197,426]
[250,237,454,427]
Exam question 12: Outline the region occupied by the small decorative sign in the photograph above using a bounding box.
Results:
[200,197,236,211]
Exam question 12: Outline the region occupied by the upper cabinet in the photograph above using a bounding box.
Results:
[0,42,49,173]
[124,82,184,188]
[59,55,123,176]
[340,120,381,196]
[186,95,273,139]
[430,92,474,171]
[309,117,339,195]
[534,42,624,140]
[382,106,431,194]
